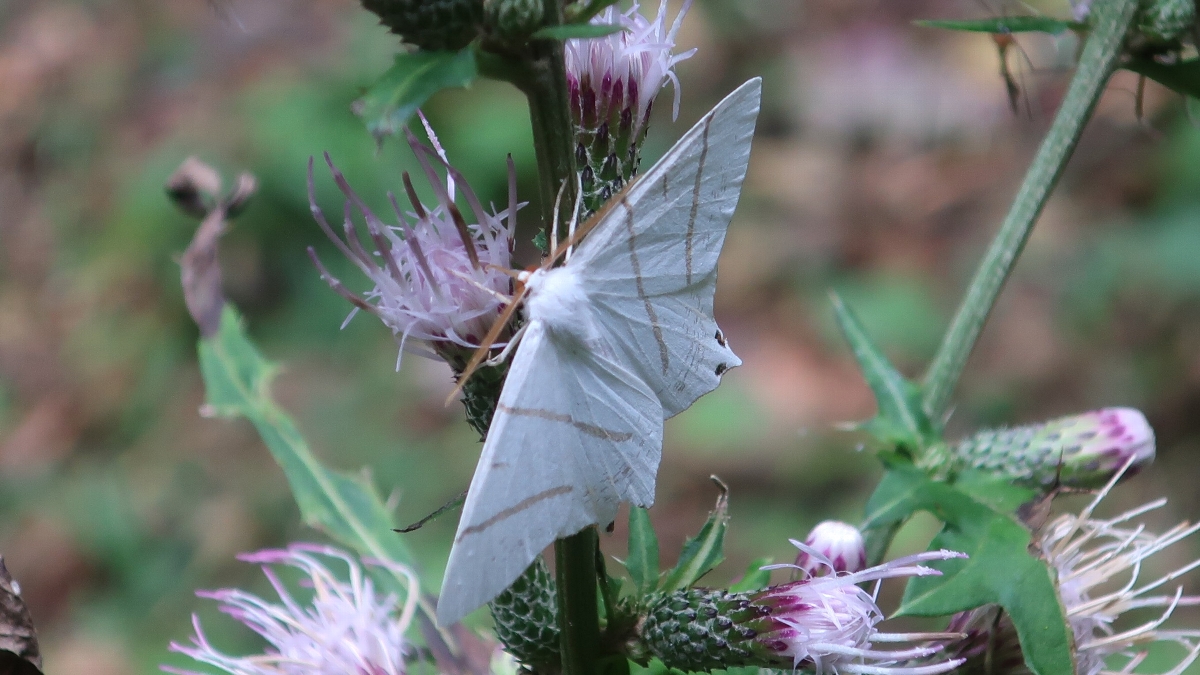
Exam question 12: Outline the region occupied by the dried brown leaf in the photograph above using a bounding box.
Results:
[0,558,41,675]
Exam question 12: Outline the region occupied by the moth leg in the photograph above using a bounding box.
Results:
[564,172,584,263]
[484,323,528,366]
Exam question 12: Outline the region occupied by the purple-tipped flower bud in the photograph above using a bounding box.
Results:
[640,550,969,673]
[794,521,867,577]
[950,407,1154,489]
[163,544,418,675]
[564,0,696,215]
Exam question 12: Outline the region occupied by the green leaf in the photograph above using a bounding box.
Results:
[830,292,932,447]
[916,16,1086,34]
[862,461,1073,675]
[354,49,477,145]
[531,23,625,40]
[626,507,660,596]
[198,307,415,573]
[1124,58,1200,99]
[661,481,729,592]
[728,557,773,592]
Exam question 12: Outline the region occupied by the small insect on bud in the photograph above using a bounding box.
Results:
[793,520,867,577]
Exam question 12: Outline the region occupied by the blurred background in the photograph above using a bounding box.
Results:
[2,0,1200,672]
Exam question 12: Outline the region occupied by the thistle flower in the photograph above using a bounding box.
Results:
[794,520,868,578]
[564,0,696,214]
[949,407,1155,489]
[639,548,969,674]
[1037,463,1200,674]
[164,543,419,675]
[308,124,518,374]
[935,460,1200,675]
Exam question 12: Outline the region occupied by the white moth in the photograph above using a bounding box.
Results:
[436,77,762,626]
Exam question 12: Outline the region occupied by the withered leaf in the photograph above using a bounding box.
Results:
[0,558,41,675]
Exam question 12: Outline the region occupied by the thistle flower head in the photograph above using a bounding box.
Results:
[565,0,696,214]
[308,121,518,371]
[1034,461,1200,674]
[794,520,868,578]
[164,543,419,675]
[748,548,968,674]
[565,0,695,133]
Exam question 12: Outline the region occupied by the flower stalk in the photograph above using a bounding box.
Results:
[921,0,1142,423]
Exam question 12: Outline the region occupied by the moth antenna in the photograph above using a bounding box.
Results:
[444,284,529,406]
[484,322,527,366]
[548,176,637,268]
[565,171,584,263]
[486,263,523,280]
[549,179,569,259]
[445,267,512,303]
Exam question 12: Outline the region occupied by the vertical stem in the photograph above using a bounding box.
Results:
[520,0,580,246]
[523,3,597,675]
[556,528,602,675]
[920,0,1140,423]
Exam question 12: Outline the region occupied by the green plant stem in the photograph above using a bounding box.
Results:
[920,0,1140,424]
[515,0,580,246]
[519,3,597,674]
[556,528,602,675]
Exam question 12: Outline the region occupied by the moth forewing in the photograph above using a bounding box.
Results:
[436,322,662,626]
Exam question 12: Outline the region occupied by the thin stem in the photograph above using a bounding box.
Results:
[516,0,580,246]
[556,528,602,675]
[520,3,597,674]
[921,0,1140,424]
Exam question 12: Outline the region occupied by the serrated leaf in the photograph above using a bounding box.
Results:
[532,23,625,40]
[863,461,1073,675]
[1124,58,1200,99]
[354,49,477,145]
[199,307,415,572]
[661,481,729,592]
[728,557,773,592]
[830,292,932,447]
[916,16,1085,34]
[626,507,660,596]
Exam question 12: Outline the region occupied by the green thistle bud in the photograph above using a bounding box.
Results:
[639,550,967,673]
[488,557,560,669]
[949,407,1154,489]
[639,588,768,670]
[359,0,483,51]
[484,0,544,42]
